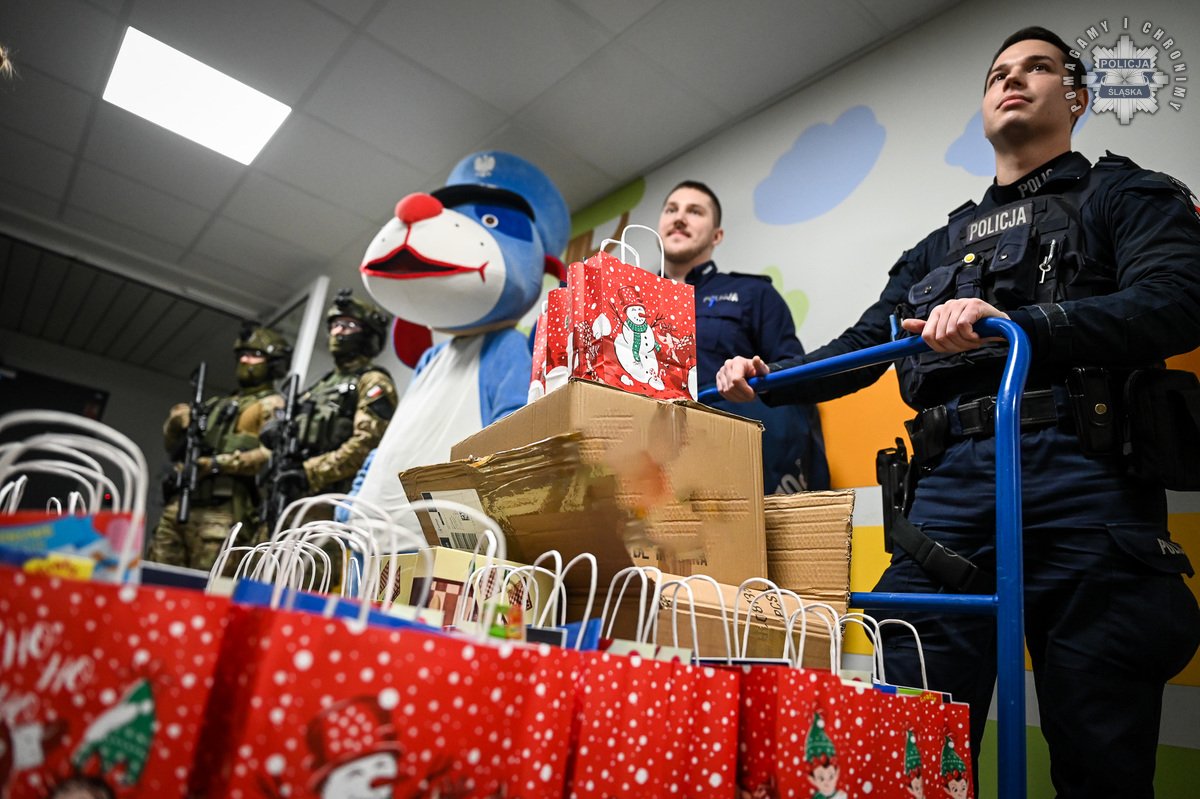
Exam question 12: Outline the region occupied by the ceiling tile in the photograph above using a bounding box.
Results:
[522,40,726,178]
[83,0,124,14]
[222,172,374,260]
[855,0,963,30]
[0,130,76,199]
[306,0,376,26]
[178,251,297,306]
[566,0,664,35]
[620,0,886,115]
[471,122,615,211]
[0,68,93,153]
[191,216,328,287]
[4,0,121,94]
[59,205,186,264]
[124,300,202,366]
[84,104,246,210]
[0,182,63,220]
[69,162,211,247]
[370,0,611,114]
[304,37,506,170]
[128,0,353,104]
[255,114,425,221]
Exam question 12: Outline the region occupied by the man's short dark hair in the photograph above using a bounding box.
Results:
[666,180,722,227]
[987,26,1088,92]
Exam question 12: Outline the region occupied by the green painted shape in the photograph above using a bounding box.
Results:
[976,721,1200,798]
[761,265,810,327]
[569,178,646,239]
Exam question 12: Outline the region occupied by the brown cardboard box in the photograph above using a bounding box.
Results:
[408,379,766,590]
[651,573,837,669]
[763,490,855,612]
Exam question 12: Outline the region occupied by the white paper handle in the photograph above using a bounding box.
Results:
[619,224,666,278]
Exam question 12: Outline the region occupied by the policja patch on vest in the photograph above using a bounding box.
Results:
[965,201,1032,244]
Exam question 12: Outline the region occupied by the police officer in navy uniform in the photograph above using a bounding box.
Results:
[658,180,830,493]
[718,27,1200,797]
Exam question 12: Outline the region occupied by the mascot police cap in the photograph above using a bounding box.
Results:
[435,151,570,258]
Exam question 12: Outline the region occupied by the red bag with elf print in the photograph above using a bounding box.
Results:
[0,567,230,799]
[566,226,697,400]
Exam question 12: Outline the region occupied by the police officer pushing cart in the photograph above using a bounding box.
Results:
[718,26,1200,798]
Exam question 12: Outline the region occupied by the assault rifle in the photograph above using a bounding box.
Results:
[176,362,208,524]
[262,373,306,535]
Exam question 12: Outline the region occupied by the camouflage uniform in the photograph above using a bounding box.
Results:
[265,291,396,588]
[148,327,290,571]
[297,354,397,494]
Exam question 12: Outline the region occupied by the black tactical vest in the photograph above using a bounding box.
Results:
[296,364,388,455]
[896,158,1125,406]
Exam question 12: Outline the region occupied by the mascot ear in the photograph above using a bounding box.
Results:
[391,317,434,369]
[545,254,567,284]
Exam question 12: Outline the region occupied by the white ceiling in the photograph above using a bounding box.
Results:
[0,0,962,381]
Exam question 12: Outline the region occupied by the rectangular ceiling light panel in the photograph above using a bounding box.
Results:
[103,27,291,165]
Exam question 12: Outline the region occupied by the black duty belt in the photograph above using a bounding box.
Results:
[955,388,1060,436]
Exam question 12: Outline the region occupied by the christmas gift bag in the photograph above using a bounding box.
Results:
[0,410,150,582]
[937,699,975,799]
[566,650,683,798]
[654,576,738,798]
[543,286,573,395]
[566,226,697,400]
[529,304,549,402]
[0,567,230,798]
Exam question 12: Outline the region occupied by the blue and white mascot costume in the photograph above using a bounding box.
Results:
[353,151,569,523]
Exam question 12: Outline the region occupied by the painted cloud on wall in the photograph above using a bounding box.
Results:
[948,104,1089,177]
[753,105,886,225]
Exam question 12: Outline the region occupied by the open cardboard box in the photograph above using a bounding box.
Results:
[402,379,767,592]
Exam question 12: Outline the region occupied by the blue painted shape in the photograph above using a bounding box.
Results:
[947,105,1089,178]
[754,105,886,225]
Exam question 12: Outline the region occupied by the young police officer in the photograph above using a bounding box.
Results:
[717,27,1200,797]
[658,180,829,493]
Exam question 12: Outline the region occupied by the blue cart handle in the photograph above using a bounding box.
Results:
[697,317,1026,404]
[697,318,1032,799]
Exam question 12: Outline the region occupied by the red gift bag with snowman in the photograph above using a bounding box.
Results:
[0,567,230,799]
[566,226,697,400]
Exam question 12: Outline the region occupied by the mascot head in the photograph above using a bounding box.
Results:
[360,151,569,337]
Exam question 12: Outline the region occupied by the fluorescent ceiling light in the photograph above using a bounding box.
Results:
[103,27,291,165]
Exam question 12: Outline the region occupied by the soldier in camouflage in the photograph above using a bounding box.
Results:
[148,326,291,571]
[268,289,397,512]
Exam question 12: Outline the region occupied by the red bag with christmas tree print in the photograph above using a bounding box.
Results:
[935,699,974,799]
[772,667,859,799]
[566,227,697,400]
[0,567,230,799]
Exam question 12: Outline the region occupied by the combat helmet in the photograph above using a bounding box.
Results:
[234,324,292,385]
[326,288,390,358]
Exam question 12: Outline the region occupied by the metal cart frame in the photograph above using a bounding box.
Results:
[702,318,1030,798]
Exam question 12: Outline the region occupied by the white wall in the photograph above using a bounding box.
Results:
[614,0,1199,351]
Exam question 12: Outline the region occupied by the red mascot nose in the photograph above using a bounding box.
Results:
[395,193,443,225]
